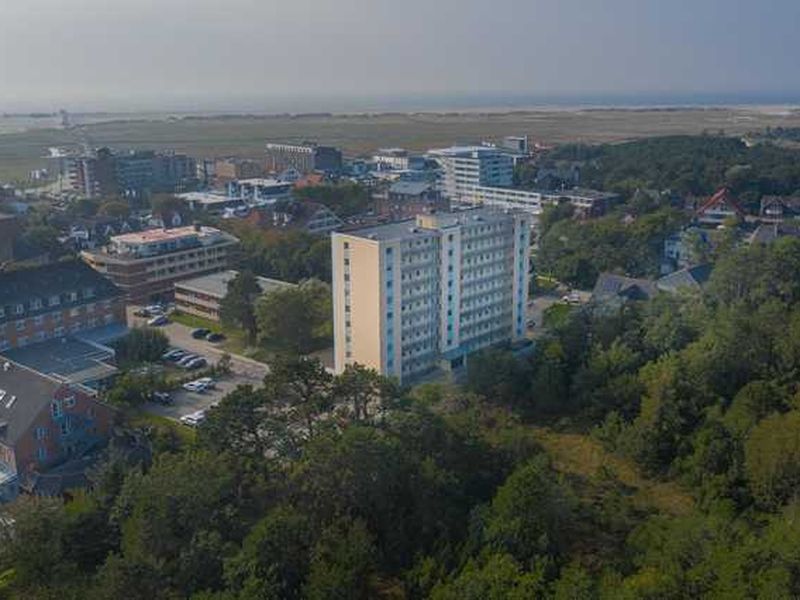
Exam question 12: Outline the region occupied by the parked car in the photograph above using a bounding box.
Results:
[182,381,206,393]
[148,315,169,327]
[561,291,582,305]
[150,391,173,405]
[195,377,216,389]
[177,354,200,367]
[145,304,165,315]
[162,348,185,361]
[191,328,211,339]
[185,357,207,370]
[206,332,225,343]
[179,410,206,427]
[134,308,150,318]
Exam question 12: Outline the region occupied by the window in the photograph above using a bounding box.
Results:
[37,446,47,462]
[51,400,63,418]
[60,419,70,436]
[15,320,24,331]
[35,427,46,441]
[33,316,44,326]
[68,292,78,302]
[14,304,23,315]
[64,396,76,408]
[49,295,60,307]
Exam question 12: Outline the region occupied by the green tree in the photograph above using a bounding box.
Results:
[219,270,263,344]
[113,327,169,364]
[304,518,377,600]
[256,280,332,353]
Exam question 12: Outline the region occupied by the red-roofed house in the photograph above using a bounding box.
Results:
[695,187,746,226]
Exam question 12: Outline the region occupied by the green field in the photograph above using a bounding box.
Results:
[3,107,800,183]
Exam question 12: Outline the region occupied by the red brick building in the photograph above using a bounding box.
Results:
[0,261,126,353]
[0,361,115,501]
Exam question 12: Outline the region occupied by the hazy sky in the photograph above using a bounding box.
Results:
[1,0,798,111]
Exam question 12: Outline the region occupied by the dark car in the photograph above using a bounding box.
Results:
[206,332,226,343]
[191,328,211,339]
[149,391,173,405]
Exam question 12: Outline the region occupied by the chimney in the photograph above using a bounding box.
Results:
[2,362,10,372]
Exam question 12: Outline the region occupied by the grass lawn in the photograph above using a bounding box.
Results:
[169,311,249,355]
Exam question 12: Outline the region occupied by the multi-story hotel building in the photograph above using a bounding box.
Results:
[265,142,343,175]
[81,226,239,303]
[0,261,125,353]
[332,208,531,382]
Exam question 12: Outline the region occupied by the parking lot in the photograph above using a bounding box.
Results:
[128,305,268,421]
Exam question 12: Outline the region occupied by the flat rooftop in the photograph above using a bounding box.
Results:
[110,225,223,245]
[235,178,292,187]
[3,336,118,386]
[175,269,295,299]
[339,207,521,242]
[177,192,239,205]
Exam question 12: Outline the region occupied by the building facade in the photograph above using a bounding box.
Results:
[175,270,294,322]
[0,261,125,353]
[227,178,294,204]
[332,208,531,382]
[67,148,196,199]
[0,361,115,502]
[265,142,343,174]
[81,226,239,303]
[429,146,515,201]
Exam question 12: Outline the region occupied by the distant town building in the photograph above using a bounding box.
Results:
[227,178,294,205]
[0,261,125,353]
[244,201,343,235]
[175,270,295,322]
[500,135,529,154]
[177,191,246,215]
[759,195,800,223]
[332,208,531,382]
[0,215,16,264]
[265,142,343,175]
[67,148,196,199]
[80,226,239,303]
[214,158,265,183]
[0,359,115,503]
[376,181,449,221]
[373,148,413,171]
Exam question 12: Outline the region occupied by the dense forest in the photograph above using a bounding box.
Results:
[4,235,800,598]
[547,135,800,207]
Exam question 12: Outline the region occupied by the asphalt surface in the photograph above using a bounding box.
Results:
[128,307,267,419]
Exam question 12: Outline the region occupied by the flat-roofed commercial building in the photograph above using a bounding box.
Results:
[332,208,531,382]
[175,270,294,322]
[81,226,239,303]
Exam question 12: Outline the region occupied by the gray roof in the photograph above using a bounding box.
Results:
[0,261,122,325]
[174,269,295,300]
[0,361,61,446]
[340,207,520,242]
[389,181,433,196]
[3,337,116,386]
[592,273,658,302]
[750,223,800,245]
[656,264,713,294]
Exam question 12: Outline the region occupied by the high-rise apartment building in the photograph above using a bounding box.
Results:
[332,208,531,382]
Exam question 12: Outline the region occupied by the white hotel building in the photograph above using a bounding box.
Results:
[428,146,545,216]
[332,208,531,382]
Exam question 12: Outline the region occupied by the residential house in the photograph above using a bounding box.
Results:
[0,360,115,502]
[694,187,746,226]
[759,196,800,223]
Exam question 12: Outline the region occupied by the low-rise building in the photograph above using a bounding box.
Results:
[376,181,449,221]
[177,191,246,215]
[175,270,295,322]
[694,187,746,226]
[80,226,239,303]
[0,360,115,502]
[227,178,294,205]
[214,158,265,183]
[0,261,125,353]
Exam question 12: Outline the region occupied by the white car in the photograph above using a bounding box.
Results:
[194,377,216,389]
[182,381,207,393]
[179,410,206,427]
